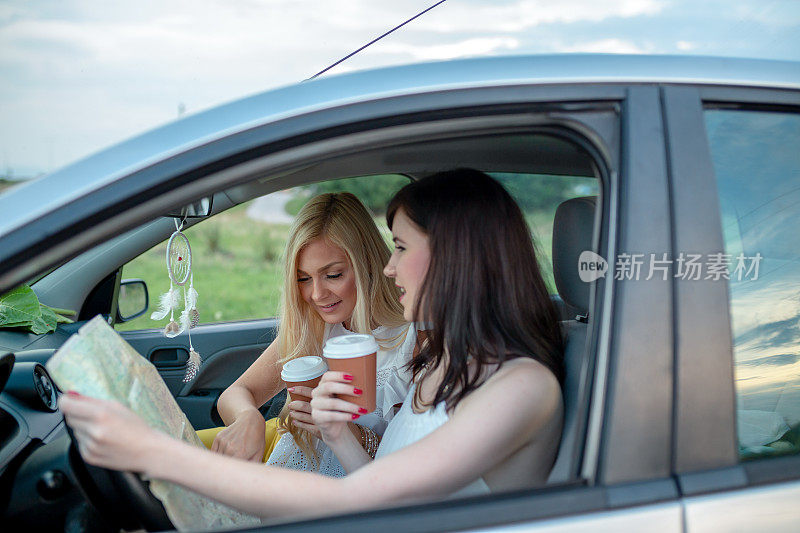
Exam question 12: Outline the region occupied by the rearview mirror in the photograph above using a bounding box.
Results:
[167,197,213,219]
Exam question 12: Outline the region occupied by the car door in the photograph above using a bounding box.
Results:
[663,85,800,530]
[239,86,685,531]
[121,317,278,429]
[1,57,747,531]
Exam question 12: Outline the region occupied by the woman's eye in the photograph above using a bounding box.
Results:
[297,276,311,283]
[394,245,406,252]
[326,273,343,279]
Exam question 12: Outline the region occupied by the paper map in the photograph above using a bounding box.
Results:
[46,315,260,531]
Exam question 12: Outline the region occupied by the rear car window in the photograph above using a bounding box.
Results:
[707,108,800,459]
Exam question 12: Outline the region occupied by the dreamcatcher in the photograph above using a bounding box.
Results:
[151,218,202,382]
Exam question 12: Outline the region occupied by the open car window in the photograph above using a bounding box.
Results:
[117,172,598,331]
[116,175,411,330]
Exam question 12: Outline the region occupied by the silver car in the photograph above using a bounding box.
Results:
[1,54,799,532]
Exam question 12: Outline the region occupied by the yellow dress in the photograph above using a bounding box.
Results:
[196,417,282,462]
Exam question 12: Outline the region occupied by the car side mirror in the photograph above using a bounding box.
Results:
[117,279,149,322]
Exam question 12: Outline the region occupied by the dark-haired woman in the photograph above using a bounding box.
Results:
[60,169,565,517]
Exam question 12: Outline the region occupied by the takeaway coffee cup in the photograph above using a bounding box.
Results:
[322,334,378,413]
[281,356,328,403]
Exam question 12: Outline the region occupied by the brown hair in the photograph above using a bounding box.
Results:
[387,169,564,408]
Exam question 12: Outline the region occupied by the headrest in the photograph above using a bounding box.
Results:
[552,196,597,317]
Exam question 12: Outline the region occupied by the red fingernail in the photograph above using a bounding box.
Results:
[352,414,360,420]
[353,388,362,395]
[358,408,368,414]
[67,390,80,397]
[343,374,354,381]
[287,387,295,392]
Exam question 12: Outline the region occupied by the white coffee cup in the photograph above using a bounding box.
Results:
[281,356,328,403]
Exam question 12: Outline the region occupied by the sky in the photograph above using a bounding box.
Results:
[1,0,799,178]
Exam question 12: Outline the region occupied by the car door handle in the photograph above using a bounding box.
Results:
[149,347,189,368]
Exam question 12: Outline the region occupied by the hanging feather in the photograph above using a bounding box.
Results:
[183,349,202,382]
[150,287,180,321]
[185,283,198,310]
[164,320,182,338]
[186,277,199,328]
[189,308,200,328]
[179,307,191,333]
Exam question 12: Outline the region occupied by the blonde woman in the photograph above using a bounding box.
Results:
[203,192,415,476]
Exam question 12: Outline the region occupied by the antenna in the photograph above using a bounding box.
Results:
[307,0,448,80]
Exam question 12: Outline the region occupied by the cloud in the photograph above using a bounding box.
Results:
[377,37,520,61]
[0,3,25,22]
[559,38,652,54]
[408,0,665,33]
[0,0,446,169]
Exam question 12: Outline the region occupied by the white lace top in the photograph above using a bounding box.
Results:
[376,384,491,497]
[265,323,416,476]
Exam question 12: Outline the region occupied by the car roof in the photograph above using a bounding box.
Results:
[1,53,799,238]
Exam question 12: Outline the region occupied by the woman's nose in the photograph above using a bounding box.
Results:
[311,280,328,301]
[383,261,395,278]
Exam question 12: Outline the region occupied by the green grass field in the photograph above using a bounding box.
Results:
[117,200,559,332]
[117,203,290,331]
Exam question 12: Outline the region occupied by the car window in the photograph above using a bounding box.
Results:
[117,172,597,332]
[116,175,410,331]
[490,172,599,292]
[707,108,800,459]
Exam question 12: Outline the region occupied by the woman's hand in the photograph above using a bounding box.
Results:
[59,391,167,473]
[284,386,320,437]
[310,371,366,445]
[210,408,266,462]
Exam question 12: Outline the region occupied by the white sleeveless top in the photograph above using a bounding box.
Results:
[376,384,491,497]
[266,323,416,476]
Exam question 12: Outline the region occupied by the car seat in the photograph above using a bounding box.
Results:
[547,196,596,484]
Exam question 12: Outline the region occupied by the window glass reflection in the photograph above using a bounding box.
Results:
[708,109,800,459]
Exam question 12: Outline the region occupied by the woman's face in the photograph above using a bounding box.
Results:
[296,238,358,329]
[384,209,431,322]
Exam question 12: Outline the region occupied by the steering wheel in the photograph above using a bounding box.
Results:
[64,425,174,532]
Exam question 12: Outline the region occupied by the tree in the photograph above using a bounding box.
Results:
[288,174,411,215]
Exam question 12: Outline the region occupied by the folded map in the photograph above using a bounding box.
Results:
[46,315,260,531]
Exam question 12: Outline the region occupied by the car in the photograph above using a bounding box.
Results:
[0,54,799,532]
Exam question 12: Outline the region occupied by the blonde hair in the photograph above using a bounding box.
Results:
[275,192,407,462]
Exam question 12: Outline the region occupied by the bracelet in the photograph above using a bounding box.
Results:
[356,424,380,459]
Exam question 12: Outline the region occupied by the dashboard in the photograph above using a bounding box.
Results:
[0,350,87,530]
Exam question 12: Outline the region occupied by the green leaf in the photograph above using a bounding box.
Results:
[30,305,58,335]
[0,285,70,334]
[0,285,42,327]
[42,304,76,323]
[43,305,76,317]
[55,313,74,324]
[0,320,34,329]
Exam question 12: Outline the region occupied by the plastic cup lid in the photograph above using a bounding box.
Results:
[281,356,328,382]
[322,334,379,359]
